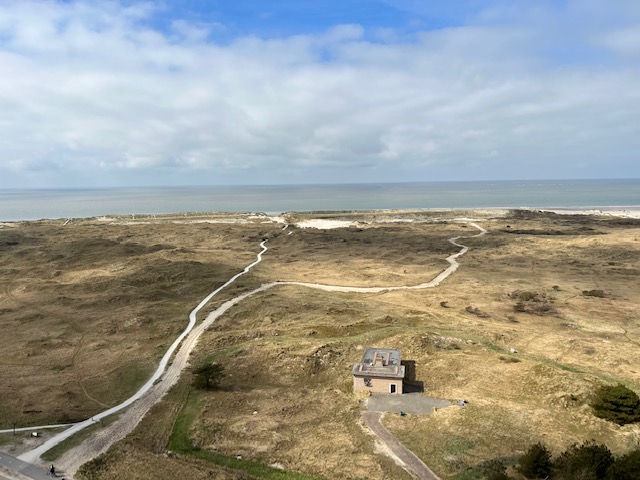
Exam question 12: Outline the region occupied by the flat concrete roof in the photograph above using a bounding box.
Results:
[352,347,405,379]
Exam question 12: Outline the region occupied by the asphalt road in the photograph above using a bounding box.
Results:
[0,452,51,479]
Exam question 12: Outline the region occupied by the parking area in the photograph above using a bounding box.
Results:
[367,392,451,415]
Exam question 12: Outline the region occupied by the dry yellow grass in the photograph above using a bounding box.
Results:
[2,210,640,479]
[0,214,280,428]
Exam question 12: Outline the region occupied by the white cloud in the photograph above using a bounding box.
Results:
[0,0,639,187]
[602,26,640,56]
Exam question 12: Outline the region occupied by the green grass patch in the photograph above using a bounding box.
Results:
[453,466,484,480]
[41,414,121,462]
[114,363,154,397]
[350,325,408,343]
[203,343,249,362]
[530,355,640,389]
[51,364,71,372]
[0,432,19,448]
[169,390,324,480]
[444,437,476,455]
[480,341,504,353]
[453,455,520,480]
[313,322,378,337]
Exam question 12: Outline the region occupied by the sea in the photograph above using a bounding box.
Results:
[0,179,639,222]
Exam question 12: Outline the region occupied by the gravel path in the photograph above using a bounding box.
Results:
[11,221,486,479]
[362,411,441,480]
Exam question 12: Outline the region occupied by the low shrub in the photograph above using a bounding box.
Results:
[518,443,552,479]
[482,458,510,480]
[498,356,521,363]
[517,291,538,302]
[465,306,490,318]
[192,362,225,390]
[582,289,607,298]
[606,449,640,480]
[510,291,557,316]
[591,384,640,425]
[553,440,613,479]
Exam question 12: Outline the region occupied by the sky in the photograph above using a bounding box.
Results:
[0,0,639,188]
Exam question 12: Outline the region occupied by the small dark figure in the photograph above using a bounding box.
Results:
[49,464,55,477]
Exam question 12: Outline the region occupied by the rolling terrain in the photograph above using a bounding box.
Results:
[1,210,639,479]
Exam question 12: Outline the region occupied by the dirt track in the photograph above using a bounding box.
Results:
[362,411,441,480]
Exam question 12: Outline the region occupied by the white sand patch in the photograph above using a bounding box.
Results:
[111,219,256,225]
[376,218,415,223]
[540,208,640,219]
[468,208,511,217]
[373,438,410,471]
[172,219,252,224]
[295,219,357,229]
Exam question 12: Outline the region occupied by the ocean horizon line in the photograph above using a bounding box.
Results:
[1,179,639,222]
[1,177,639,193]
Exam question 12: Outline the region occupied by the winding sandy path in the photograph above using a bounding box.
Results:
[18,240,270,466]
[283,222,486,293]
[362,411,440,480]
[14,221,486,478]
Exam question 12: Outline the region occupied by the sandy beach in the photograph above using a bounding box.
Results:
[539,207,640,218]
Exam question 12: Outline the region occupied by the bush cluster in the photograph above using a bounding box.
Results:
[510,290,557,316]
[465,305,490,318]
[518,443,552,478]
[552,441,613,479]
[478,441,640,480]
[475,386,640,479]
[591,384,640,425]
[192,362,225,390]
[582,289,607,298]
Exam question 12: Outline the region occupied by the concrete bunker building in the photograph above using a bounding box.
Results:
[352,348,405,394]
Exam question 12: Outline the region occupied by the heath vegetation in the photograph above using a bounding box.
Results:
[2,209,640,479]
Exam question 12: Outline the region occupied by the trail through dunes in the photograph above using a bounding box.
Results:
[13,221,486,479]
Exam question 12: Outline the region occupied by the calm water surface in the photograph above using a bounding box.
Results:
[0,179,639,221]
